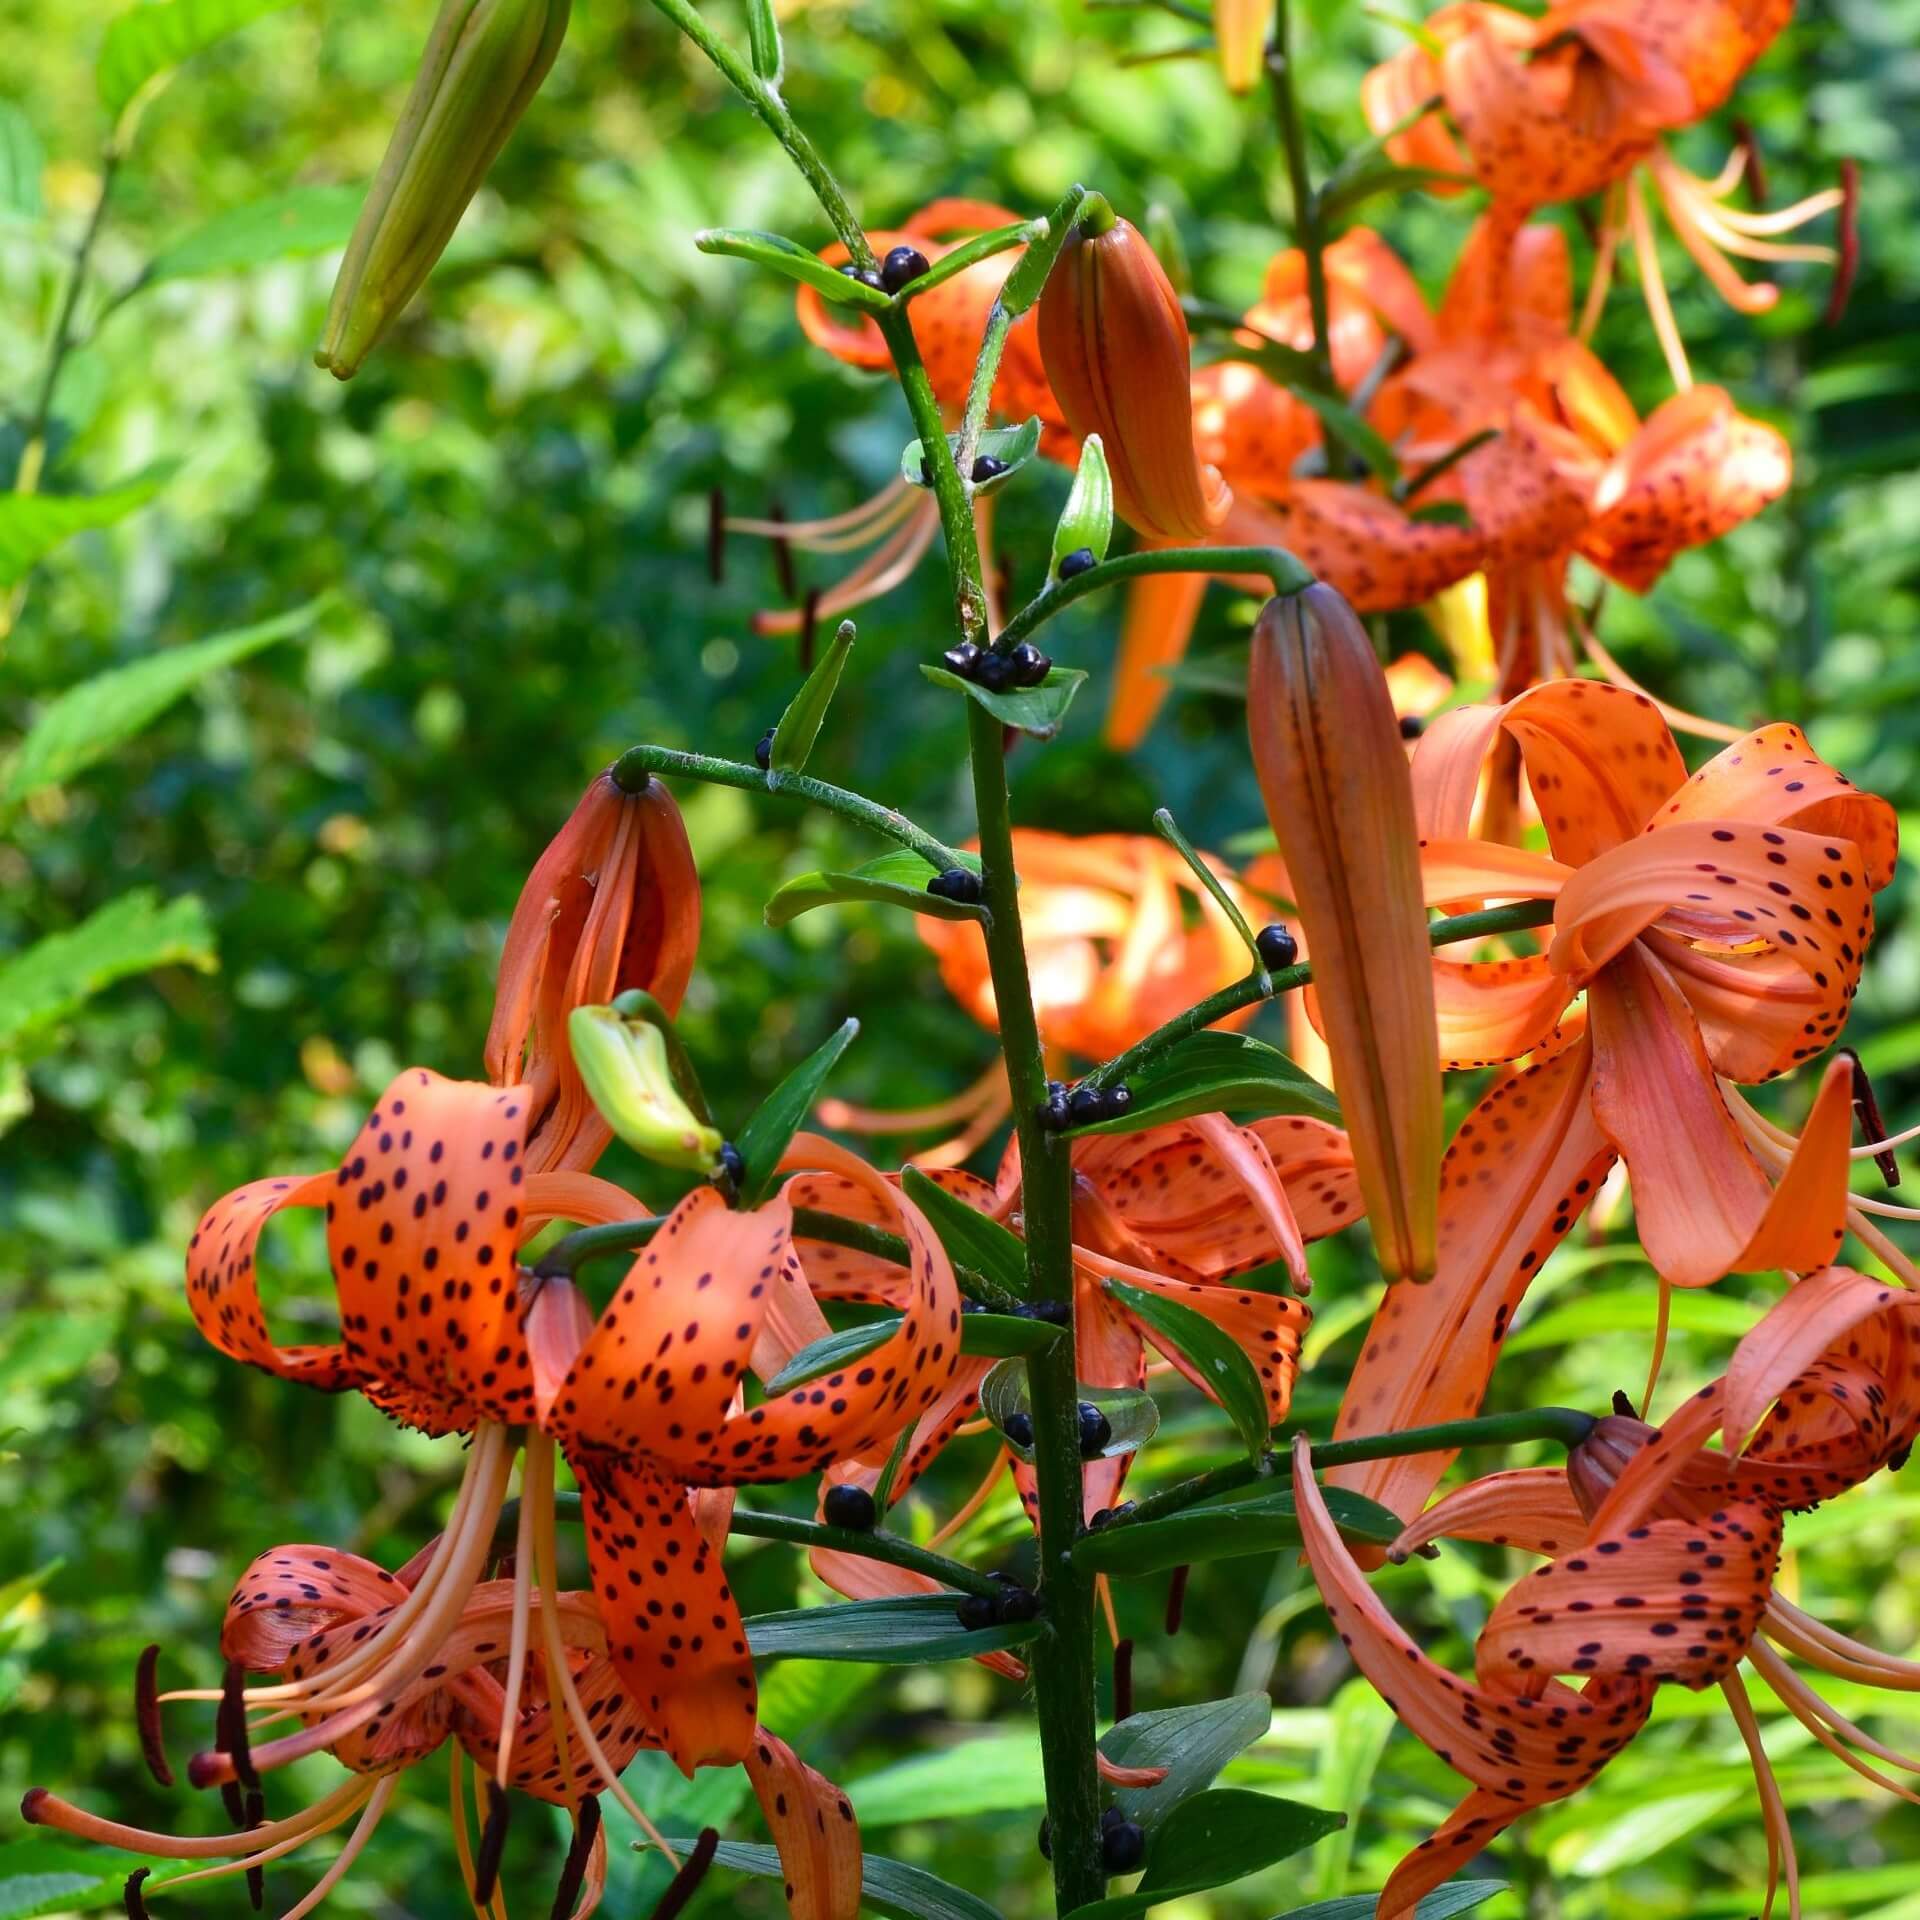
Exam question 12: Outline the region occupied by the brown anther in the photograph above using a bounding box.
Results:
[767,498,797,601]
[1842,1049,1901,1188]
[1113,1637,1135,1723]
[217,1660,261,1791]
[123,1869,151,1920]
[1824,159,1860,327]
[472,1778,512,1906]
[1731,119,1769,207]
[135,1644,174,1788]
[799,586,822,671]
[548,1795,602,1920]
[651,1826,720,1920]
[1164,1564,1190,1637]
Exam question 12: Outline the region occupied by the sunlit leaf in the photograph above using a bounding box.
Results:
[134,183,362,291]
[0,468,175,591]
[695,227,890,308]
[769,617,855,773]
[1070,1031,1339,1137]
[732,1016,858,1205]
[904,417,1041,497]
[97,0,299,119]
[921,663,1088,741]
[0,104,44,220]
[765,849,985,930]
[1074,1484,1402,1577]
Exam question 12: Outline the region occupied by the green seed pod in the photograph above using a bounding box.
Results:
[567,1004,725,1174]
[316,0,571,380]
[1051,431,1114,574]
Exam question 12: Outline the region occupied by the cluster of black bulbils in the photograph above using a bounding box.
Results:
[839,244,933,296]
[1038,1078,1132,1130]
[1000,1400,1112,1459]
[941,638,1053,692]
[1037,1809,1147,1872]
[926,866,984,906]
[821,1483,877,1531]
[954,1570,1043,1632]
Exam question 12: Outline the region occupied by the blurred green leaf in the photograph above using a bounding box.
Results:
[0,891,215,1048]
[1,599,323,808]
[1271,1881,1508,1920]
[0,105,44,220]
[651,1837,1006,1920]
[0,468,175,591]
[97,0,299,118]
[132,182,362,292]
[745,1594,1039,1665]
[849,1731,1045,1825]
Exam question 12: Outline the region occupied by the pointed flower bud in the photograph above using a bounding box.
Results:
[1037,211,1232,542]
[1248,583,1441,1283]
[487,770,700,1175]
[567,1005,723,1173]
[1051,431,1113,574]
[316,0,572,379]
[1213,0,1268,93]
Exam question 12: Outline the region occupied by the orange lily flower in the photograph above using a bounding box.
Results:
[26,1544,862,1920]
[1331,680,1898,1527]
[1319,1266,1920,1917]
[738,200,1062,635]
[828,830,1260,1163]
[486,768,702,1175]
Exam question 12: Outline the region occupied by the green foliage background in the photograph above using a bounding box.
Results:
[3,0,1920,1914]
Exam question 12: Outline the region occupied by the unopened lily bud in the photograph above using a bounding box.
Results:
[1051,432,1113,575]
[316,0,572,379]
[1037,212,1231,542]
[1213,0,1267,93]
[1248,583,1441,1283]
[487,769,700,1175]
[568,1006,723,1173]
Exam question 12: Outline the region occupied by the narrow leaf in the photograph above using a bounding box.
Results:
[746,1595,1038,1665]
[869,1421,916,1515]
[2,599,323,809]
[1100,1694,1271,1829]
[901,1167,1030,1300]
[135,184,363,291]
[765,849,986,931]
[696,227,890,309]
[896,222,1033,303]
[920,663,1087,741]
[1068,1030,1340,1138]
[98,0,298,118]
[1074,1484,1402,1577]
[1152,807,1262,968]
[647,1837,1006,1920]
[1315,149,1461,224]
[770,618,855,773]
[0,891,216,1049]
[904,418,1041,496]
[1269,1881,1507,1920]
[0,104,45,220]
[744,0,782,81]
[763,1318,898,1395]
[1104,1278,1269,1459]
[0,467,175,590]
[732,1017,859,1204]
[1290,389,1401,486]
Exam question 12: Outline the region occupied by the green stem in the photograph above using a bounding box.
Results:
[996,545,1314,654]
[609,743,967,871]
[508,1490,1002,1597]
[1085,898,1558,1093]
[648,0,875,269]
[1108,1406,1599,1533]
[531,1216,663,1278]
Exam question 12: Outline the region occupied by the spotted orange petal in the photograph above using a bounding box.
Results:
[744,1732,863,1920]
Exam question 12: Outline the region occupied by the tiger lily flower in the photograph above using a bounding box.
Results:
[25,1545,862,1920]
[830,830,1259,1165]
[738,200,1062,636]
[1330,680,1899,1528]
[1337,1267,1920,1918]
[486,767,701,1175]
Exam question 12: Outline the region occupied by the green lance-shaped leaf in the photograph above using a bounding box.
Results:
[1099,1693,1271,1830]
[1073,1482,1403,1577]
[868,1420,916,1516]
[0,891,216,1050]
[97,0,299,121]
[732,1016,858,1205]
[1051,431,1113,573]
[132,184,365,294]
[900,1167,1030,1300]
[745,1595,1039,1665]
[0,466,176,591]
[1103,1278,1269,1460]
[743,0,782,81]
[904,417,1041,497]
[1066,1030,1340,1139]
[0,104,45,221]
[769,618,855,774]
[1068,1789,1346,1920]
[892,221,1033,304]
[1,599,325,814]
[696,228,890,310]
[317,0,573,379]
[643,1838,1007,1920]
[1152,806,1263,970]
[920,664,1087,742]
[567,1005,724,1173]
[765,849,987,931]
[980,1358,1158,1462]
[1270,1882,1509,1920]
[768,1310,1060,1394]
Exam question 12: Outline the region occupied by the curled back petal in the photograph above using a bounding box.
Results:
[221,1545,406,1673]
[1388,1467,1592,1562]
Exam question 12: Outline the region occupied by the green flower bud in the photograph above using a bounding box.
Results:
[1051,431,1114,574]
[567,1004,724,1174]
[316,0,571,380]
